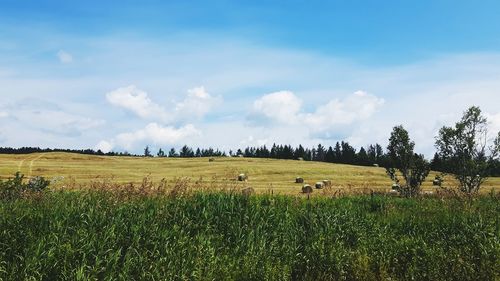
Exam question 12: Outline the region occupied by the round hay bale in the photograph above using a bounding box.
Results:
[373,163,379,167]
[238,174,247,181]
[242,187,255,196]
[297,157,304,161]
[295,177,304,183]
[302,184,313,194]
[322,180,332,187]
[315,182,324,189]
[208,157,215,162]
[237,154,244,158]
[388,189,399,196]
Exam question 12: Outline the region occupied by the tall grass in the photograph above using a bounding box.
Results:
[0,190,499,280]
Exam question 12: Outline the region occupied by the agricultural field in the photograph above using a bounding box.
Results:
[1,152,500,280]
[1,152,499,194]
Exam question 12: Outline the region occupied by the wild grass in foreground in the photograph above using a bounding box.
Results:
[0,188,499,280]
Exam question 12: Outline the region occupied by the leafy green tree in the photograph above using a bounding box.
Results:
[157,148,165,157]
[435,106,500,194]
[386,125,430,197]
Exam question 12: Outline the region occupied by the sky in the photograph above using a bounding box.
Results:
[1,0,500,156]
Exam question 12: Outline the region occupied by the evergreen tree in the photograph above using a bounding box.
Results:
[144,146,152,157]
[168,148,178,157]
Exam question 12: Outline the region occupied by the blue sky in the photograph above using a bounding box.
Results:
[1,0,500,155]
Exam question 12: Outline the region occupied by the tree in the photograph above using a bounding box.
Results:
[144,146,152,157]
[435,106,500,194]
[168,148,178,157]
[386,125,430,197]
[356,147,370,166]
[179,145,194,157]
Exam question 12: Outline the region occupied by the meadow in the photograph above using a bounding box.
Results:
[1,152,499,194]
[1,152,499,280]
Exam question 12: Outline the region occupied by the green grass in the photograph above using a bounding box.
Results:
[1,152,498,194]
[1,191,499,280]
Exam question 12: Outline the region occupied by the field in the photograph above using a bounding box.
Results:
[1,152,499,194]
[1,152,500,280]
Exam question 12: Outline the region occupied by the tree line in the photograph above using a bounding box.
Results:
[0,147,134,156]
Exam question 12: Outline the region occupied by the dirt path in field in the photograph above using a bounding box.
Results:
[28,154,44,178]
[17,158,26,173]
[16,154,44,177]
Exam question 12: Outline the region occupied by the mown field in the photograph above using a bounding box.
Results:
[1,152,499,194]
[1,191,499,280]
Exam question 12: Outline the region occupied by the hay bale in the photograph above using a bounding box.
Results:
[388,189,399,196]
[237,154,244,158]
[302,184,313,194]
[297,157,304,161]
[295,177,304,183]
[242,187,255,196]
[391,183,400,190]
[238,174,247,181]
[373,163,379,167]
[433,175,442,186]
[208,157,215,162]
[322,180,332,187]
[315,182,324,189]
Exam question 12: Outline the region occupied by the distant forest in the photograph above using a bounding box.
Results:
[1,142,499,176]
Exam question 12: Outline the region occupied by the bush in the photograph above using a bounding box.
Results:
[0,172,50,200]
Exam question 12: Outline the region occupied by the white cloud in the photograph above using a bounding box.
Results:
[174,86,221,120]
[106,85,219,123]
[240,135,269,147]
[95,140,114,153]
[250,90,384,132]
[106,85,171,122]
[486,112,500,140]
[252,91,302,124]
[10,109,105,137]
[57,50,73,63]
[0,111,8,118]
[304,91,385,130]
[114,123,200,149]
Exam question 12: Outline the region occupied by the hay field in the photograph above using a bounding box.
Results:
[0,152,499,194]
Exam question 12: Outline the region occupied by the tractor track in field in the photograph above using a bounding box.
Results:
[28,154,44,178]
[16,154,44,178]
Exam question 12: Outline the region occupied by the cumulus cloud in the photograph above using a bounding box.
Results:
[95,140,114,153]
[304,91,385,130]
[106,85,170,121]
[106,85,219,123]
[57,50,73,63]
[250,90,384,132]
[114,123,200,149]
[252,91,302,124]
[174,86,221,121]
